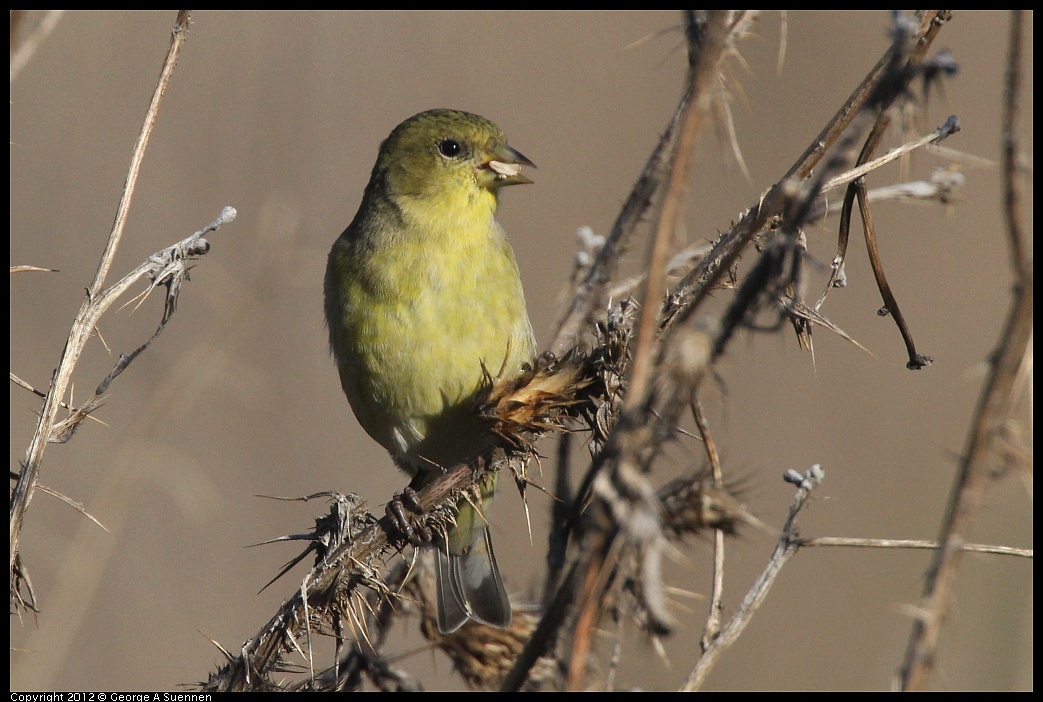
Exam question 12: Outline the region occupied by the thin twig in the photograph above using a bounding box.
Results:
[10,265,58,273]
[817,169,966,224]
[32,482,110,534]
[1000,11,1028,281]
[820,115,960,195]
[796,536,1031,558]
[836,48,941,370]
[681,465,825,691]
[691,399,726,649]
[9,372,107,427]
[856,179,932,369]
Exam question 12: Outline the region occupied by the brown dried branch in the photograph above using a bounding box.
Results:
[828,86,959,371]
[560,12,744,690]
[899,9,1033,691]
[625,11,754,411]
[1000,11,1030,282]
[856,177,933,369]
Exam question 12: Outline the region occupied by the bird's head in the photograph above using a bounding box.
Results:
[374,109,535,204]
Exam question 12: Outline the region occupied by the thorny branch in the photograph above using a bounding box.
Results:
[506,10,960,692]
[661,11,953,336]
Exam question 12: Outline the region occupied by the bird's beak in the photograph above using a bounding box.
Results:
[477,141,535,188]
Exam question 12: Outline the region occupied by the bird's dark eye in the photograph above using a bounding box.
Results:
[437,139,462,158]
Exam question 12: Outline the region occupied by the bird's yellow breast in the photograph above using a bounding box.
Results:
[325,194,534,474]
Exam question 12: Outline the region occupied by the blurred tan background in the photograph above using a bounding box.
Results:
[10,11,1031,691]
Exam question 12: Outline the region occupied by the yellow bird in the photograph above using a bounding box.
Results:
[324,109,536,633]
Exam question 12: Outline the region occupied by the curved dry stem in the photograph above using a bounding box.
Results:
[11,10,194,576]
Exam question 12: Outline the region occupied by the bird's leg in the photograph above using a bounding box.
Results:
[385,486,432,546]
